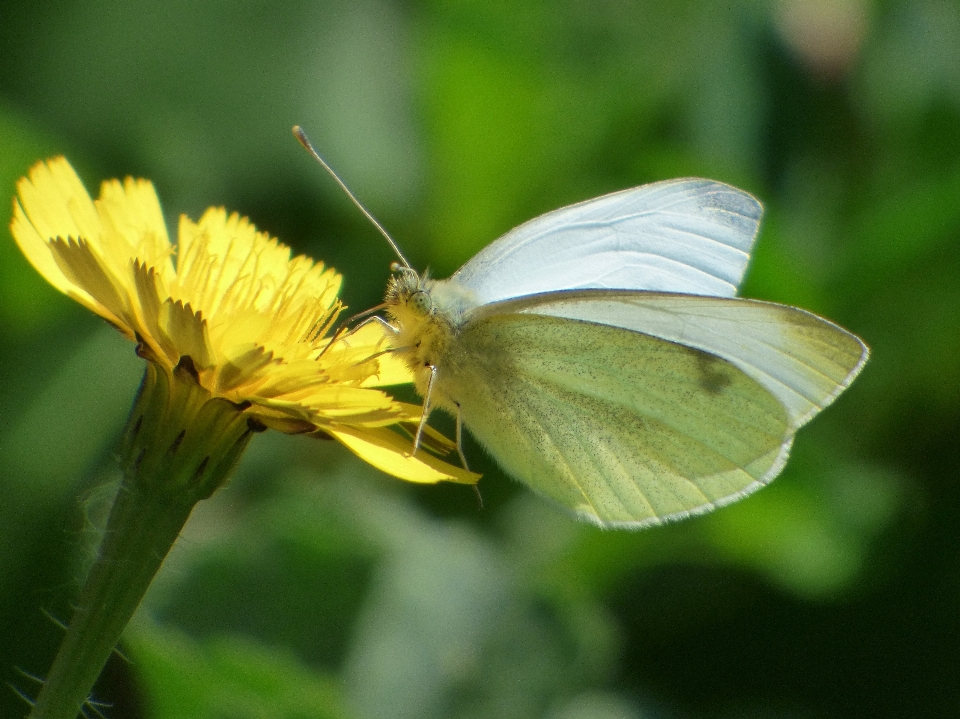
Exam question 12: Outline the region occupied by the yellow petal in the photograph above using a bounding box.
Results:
[345,322,413,387]
[96,175,173,276]
[174,208,344,364]
[131,261,170,359]
[157,299,212,370]
[215,345,277,393]
[327,425,479,485]
[47,237,133,335]
[11,157,103,301]
[175,209,339,316]
[11,157,175,339]
[394,411,458,455]
[367,351,413,387]
[300,386,402,421]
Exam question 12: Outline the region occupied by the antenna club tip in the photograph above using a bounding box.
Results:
[293,125,312,150]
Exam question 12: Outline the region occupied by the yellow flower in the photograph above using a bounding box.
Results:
[10,156,475,485]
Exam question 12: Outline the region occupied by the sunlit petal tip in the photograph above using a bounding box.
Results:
[11,157,102,301]
[96,174,173,272]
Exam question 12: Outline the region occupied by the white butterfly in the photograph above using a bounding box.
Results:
[382,180,868,528]
[294,128,869,529]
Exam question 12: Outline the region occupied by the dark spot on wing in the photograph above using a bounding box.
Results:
[695,352,733,395]
[680,345,733,395]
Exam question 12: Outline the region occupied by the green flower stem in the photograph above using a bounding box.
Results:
[28,478,195,719]
[29,360,261,719]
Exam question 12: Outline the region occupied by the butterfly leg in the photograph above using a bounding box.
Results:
[343,317,408,368]
[411,363,437,456]
[316,309,397,358]
[455,402,484,510]
[454,402,469,471]
[366,314,400,335]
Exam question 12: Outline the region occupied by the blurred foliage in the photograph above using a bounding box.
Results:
[127,620,350,719]
[2,0,959,717]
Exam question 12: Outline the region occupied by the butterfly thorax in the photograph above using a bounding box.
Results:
[384,270,480,397]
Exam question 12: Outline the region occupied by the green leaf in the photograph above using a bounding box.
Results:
[126,620,352,719]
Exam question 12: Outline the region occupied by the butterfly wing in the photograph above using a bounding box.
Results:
[437,310,791,527]
[496,291,870,429]
[434,292,867,528]
[449,179,762,304]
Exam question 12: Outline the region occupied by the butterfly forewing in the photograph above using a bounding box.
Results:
[449,179,763,305]
[438,312,792,527]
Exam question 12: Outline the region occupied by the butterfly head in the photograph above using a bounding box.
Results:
[381,267,446,395]
[385,267,431,317]
[382,265,481,398]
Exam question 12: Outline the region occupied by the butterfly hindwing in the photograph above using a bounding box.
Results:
[437,310,792,527]
[493,291,870,429]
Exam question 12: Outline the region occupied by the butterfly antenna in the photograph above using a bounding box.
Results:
[293,125,412,269]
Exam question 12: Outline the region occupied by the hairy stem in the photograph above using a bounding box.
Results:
[28,362,256,719]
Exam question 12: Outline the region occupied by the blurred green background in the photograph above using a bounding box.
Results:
[1,1,958,717]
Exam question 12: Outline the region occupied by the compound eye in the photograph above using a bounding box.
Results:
[410,290,432,314]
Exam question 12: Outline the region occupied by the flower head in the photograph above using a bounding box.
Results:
[11,157,474,484]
